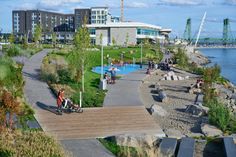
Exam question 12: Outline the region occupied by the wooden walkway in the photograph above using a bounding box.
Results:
[35,106,165,140]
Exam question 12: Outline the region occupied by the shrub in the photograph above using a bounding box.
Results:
[57,69,74,84]
[6,45,20,57]
[208,100,230,132]
[40,72,58,84]
[0,130,68,157]
[71,89,105,107]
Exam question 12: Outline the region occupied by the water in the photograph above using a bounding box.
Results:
[92,64,140,75]
[200,48,236,85]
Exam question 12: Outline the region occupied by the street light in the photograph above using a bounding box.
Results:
[140,42,143,68]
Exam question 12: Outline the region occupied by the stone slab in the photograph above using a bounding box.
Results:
[159,138,177,157]
[177,137,195,157]
[223,137,236,157]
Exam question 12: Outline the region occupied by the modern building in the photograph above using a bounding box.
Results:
[13,10,75,41]
[87,22,171,46]
[74,9,91,30]
[91,7,109,24]
[12,8,171,45]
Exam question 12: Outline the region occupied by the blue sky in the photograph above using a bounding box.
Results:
[0,0,236,38]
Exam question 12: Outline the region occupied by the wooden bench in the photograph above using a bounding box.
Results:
[223,137,236,157]
[177,137,195,157]
[159,138,177,157]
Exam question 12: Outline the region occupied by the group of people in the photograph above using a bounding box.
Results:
[104,67,116,84]
[146,61,158,75]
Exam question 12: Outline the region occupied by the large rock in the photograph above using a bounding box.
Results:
[150,104,168,117]
[201,123,223,137]
[185,104,209,116]
[115,134,162,147]
[164,129,184,139]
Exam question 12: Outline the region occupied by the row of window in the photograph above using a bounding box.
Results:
[137,28,159,36]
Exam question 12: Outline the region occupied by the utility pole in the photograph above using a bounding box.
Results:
[140,42,143,68]
[121,0,124,22]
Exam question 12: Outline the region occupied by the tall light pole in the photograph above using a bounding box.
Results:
[101,43,104,80]
[140,42,143,68]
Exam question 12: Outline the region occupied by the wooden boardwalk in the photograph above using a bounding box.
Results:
[35,106,165,140]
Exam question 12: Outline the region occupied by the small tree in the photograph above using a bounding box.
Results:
[33,24,42,46]
[69,17,90,92]
[112,37,116,46]
[9,33,15,44]
[125,33,129,46]
[52,32,57,48]
[22,35,28,49]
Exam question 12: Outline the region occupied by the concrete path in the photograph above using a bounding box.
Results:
[23,49,114,157]
[103,68,148,107]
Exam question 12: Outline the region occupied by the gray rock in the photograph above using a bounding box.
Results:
[186,133,204,138]
[164,128,184,139]
[159,91,168,103]
[201,123,223,137]
[185,104,209,116]
[159,138,177,157]
[150,104,168,117]
[115,133,162,147]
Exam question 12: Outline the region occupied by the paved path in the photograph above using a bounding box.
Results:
[23,49,114,157]
[103,68,148,107]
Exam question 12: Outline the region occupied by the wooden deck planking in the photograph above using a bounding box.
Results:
[34,106,164,140]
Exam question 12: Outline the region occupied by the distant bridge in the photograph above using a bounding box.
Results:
[182,18,236,46]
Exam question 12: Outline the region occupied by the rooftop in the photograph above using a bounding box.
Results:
[86,22,163,30]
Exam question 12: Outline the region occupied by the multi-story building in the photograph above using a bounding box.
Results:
[74,9,91,30]
[91,7,109,24]
[13,10,75,41]
[12,8,171,45]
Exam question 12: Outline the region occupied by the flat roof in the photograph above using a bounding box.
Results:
[86,22,162,30]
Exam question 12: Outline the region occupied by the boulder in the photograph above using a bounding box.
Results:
[115,134,161,147]
[186,133,204,138]
[164,129,184,139]
[201,123,223,137]
[159,91,168,103]
[150,104,168,117]
[185,104,209,116]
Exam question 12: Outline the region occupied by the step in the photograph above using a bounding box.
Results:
[159,138,177,157]
[177,137,195,157]
[223,137,236,157]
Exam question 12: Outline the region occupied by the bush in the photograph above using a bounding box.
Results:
[57,69,74,84]
[0,130,68,157]
[40,72,58,84]
[208,100,230,132]
[71,89,105,107]
[5,45,20,57]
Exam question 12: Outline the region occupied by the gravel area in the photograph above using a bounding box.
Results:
[140,68,203,135]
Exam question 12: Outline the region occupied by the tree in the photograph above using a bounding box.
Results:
[9,33,15,44]
[112,37,116,46]
[33,24,42,46]
[52,32,57,48]
[22,35,28,49]
[69,17,90,92]
[125,33,129,46]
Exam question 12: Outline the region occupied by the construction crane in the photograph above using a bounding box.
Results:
[121,0,124,22]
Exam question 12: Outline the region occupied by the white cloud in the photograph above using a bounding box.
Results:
[126,2,149,8]
[224,0,236,5]
[157,0,204,6]
[36,0,82,11]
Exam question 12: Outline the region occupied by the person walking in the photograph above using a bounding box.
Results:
[57,88,65,114]
[110,67,116,84]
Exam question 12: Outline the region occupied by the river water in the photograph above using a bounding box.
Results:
[200,48,236,85]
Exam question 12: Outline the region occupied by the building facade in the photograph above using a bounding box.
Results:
[12,8,170,44]
[87,22,170,46]
[91,7,109,24]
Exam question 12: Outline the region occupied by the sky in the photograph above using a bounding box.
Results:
[0,0,236,38]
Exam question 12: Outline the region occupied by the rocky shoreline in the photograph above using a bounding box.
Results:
[139,45,236,138]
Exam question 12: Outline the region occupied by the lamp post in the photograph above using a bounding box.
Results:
[140,42,143,68]
[101,44,104,80]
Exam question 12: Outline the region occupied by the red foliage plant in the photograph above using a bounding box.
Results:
[0,90,21,131]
